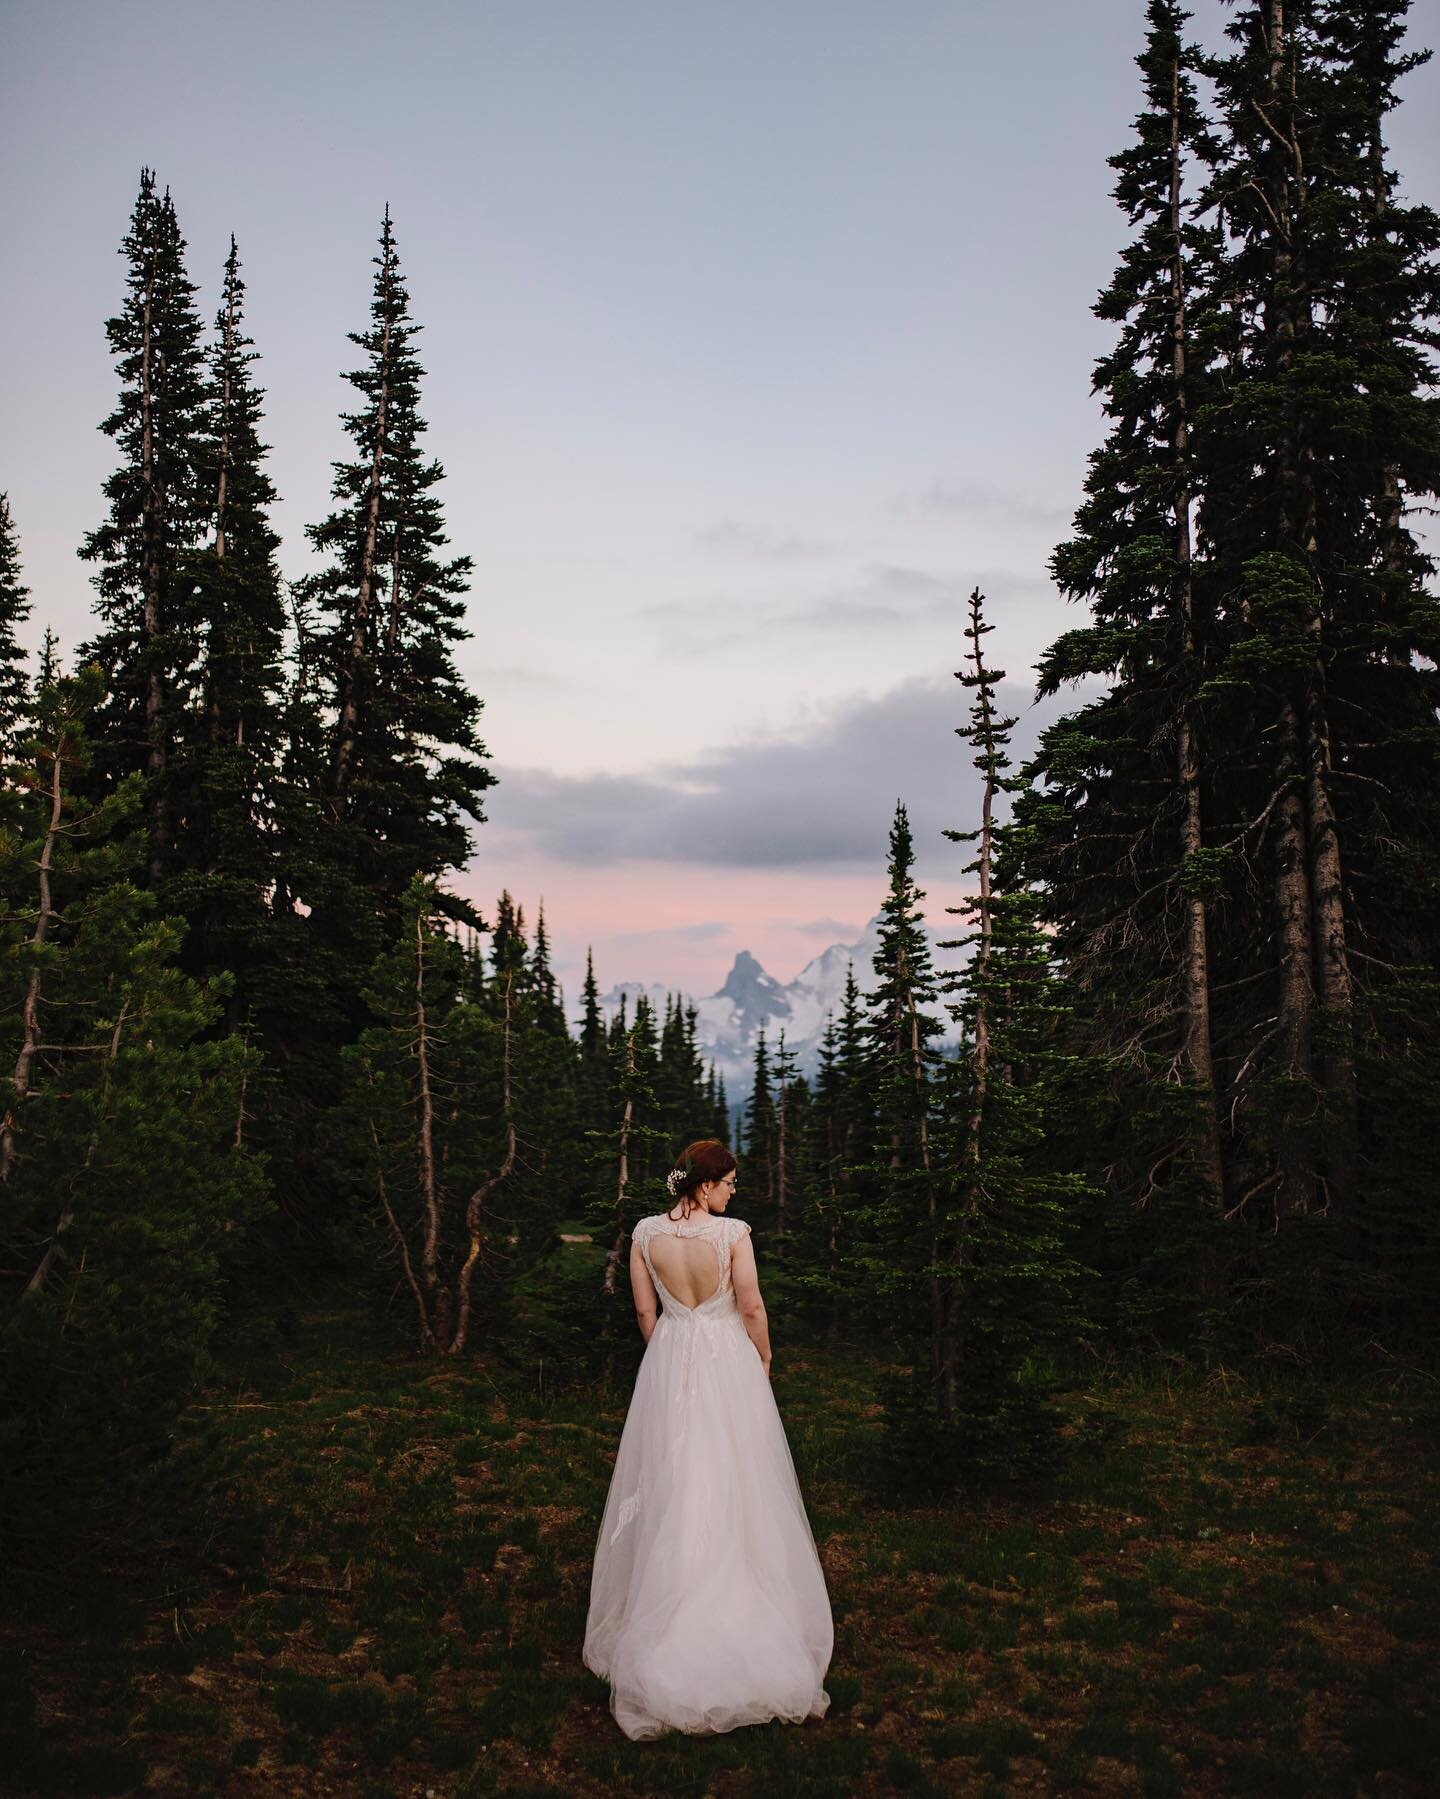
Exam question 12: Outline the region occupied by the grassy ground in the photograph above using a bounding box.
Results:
[3,1293,1438,1797]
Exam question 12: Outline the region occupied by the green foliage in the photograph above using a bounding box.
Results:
[571,1002,672,1367]
[297,206,494,933]
[327,877,542,1354]
[162,233,291,1044]
[1021,0,1440,1353]
[0,667,269,1543]
[75,168,212,843]
[867,589,1098,1490]
[0,493,31,756]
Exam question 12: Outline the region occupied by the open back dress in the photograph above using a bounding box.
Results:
[583,1211,833,1740]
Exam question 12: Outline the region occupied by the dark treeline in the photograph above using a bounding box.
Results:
[3,0,1439,1540]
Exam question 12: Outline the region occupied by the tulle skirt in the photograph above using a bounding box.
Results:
[583,1300,833,1739]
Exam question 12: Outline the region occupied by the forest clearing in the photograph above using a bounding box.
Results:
[4,1269,1436,1798]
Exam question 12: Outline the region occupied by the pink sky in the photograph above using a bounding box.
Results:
[454,828,969,1002]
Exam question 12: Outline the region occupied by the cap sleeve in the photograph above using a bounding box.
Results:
[729,1218,751,1244]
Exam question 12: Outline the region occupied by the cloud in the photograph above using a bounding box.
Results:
[636,562,980,650]
[607,920,733,945]
[486,672,1081,871]
[902,478,1072,533]
[779,564,954,630]
[637,564,1065,658]
[776,916,864,938]
[693,518,832,561]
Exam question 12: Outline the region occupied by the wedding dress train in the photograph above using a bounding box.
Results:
[583,1211,833,1739]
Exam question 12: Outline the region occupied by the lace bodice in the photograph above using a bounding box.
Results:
[634,1212,751,1316]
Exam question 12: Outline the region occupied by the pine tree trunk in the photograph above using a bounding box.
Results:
[1303,675,1357,1208]
[1272,697,1317,1214]
[603,1032,637,1299]
[452,972,517,1354]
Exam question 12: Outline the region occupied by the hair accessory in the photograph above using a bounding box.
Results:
[665,1167,685,1197]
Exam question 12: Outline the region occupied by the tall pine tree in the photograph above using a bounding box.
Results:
[167,235,290,1035]
[298,207,493,953]
[912,589,1094,1484]
[77,170,210,887]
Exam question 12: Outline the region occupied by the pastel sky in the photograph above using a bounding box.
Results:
[6,0,1438,1001]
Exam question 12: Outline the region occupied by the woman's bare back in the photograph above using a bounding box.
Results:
[646,1231,725,1308]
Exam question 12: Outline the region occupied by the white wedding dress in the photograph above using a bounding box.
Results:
[583,1211,833,1740]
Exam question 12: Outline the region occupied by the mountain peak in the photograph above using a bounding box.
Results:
[717,948,788,1011]
[585,915,963,1106]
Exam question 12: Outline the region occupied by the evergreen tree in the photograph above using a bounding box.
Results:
[528,904,568,1037]
[710,1066,732,1144]
[898,587,1095,1487]
[577,1016,672,1382]
[789,965,875,1332]
[0,494,31,759]
[1192,0,1440,1333]
[835,962,872,1173]
[1,662,268,1538]
[330,877,517,1354]
[514,904,581,1234]
[576,946,611,1138]
[258,580,370,1201]
[166,235,290,1038]
[655,992,708,1152]
[1019,0,1440,1350]
[489,890,527,991]
[772,1029,802,1259]
[299,207,493,935]
[742,1022,778,1235]
[1021,0,1234,1335]
[857,802,946,1370]
[793,1011,851,1333]
[77,169,210,886]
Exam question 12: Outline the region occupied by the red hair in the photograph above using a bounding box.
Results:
[668,1139,736,1216]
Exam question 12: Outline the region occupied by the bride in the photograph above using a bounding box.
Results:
[583,1138,834,1739]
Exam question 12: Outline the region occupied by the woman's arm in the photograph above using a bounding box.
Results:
[630,1238,659,1344]
[729,1232,772,1377]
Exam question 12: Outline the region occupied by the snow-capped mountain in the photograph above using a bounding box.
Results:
[577,914,967,1098]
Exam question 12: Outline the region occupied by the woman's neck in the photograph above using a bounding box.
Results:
[667,1198,712,1220]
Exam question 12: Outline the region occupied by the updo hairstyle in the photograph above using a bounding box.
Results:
[666,1139,737,1217]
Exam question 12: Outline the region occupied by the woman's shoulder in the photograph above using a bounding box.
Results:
[728,1216,751,1238]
